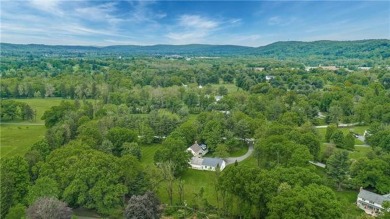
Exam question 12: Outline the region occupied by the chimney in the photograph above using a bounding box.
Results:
[195,141,198,145]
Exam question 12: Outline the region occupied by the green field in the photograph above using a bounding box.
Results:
[349,146,372,160]
[10,98,67,123]
[0,98,66,159]
[211,83,239,93]
[140,144,164,164]
[320,143,372,161]
[0,124,46,158]
[316,126,368,145]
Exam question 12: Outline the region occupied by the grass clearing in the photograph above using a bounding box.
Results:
[1,98,66,159]
[335,190,365,218]
[349,146,372,160]
[320,143,372,161]
[8,98,65,123]
[211,83,239,93]
[157,169,217,207]
[0,124,46,159]
[140,144,164,165]
[316,126,368,145]
[229,144,249,157]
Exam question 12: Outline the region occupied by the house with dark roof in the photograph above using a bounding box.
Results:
[357,188,390,216]
[189,157,226,171]
[187,141,208,157]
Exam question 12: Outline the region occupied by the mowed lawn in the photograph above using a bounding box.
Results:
[316,126,368,145]
[0,124,46,159]
[140,143,219,206]
[9,98,65,123]
[156,169,218,208]
[1,98,65,159]
[140,144,164,164]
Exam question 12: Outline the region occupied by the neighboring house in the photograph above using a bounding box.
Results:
[219,110,230,115]
[358,67,372,71]
[357,188,390,216]
[189,157,226,171]
[187,142,208,157]
[319,65,339,71]
[265,75,275,81]
[215,95,223,102]
[253,67,265,71]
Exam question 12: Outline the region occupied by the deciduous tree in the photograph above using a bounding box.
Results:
[124,191,161,219]
[26,197,72,219]
[326,150,350,190]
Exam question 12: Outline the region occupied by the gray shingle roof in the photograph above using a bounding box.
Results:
[190,144,201,153]
[358,189,390,205]
[202,157,224,168]
[190,157,203,166]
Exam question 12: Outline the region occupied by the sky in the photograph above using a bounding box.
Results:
[1,0,389,47]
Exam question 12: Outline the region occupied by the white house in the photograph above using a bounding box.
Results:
[265,75,275,81]
[187,142,208,157]
[215,95,223,102]
[357,188,390,216]
[189,157,226,171]
[189,157,204,170]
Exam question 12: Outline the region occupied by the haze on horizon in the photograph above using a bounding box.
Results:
[1,0,389,47]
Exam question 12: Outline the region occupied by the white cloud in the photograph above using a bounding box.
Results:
[178,15,219,29]
[126,1,166,24]
[75,2,122,25]
[29,0,64,15]
[268,16,298,26]
[166,15,220,44]
[166,31,208,44]
[229,18,242,25]
[268,16,282,25]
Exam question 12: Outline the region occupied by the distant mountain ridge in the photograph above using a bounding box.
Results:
[1,39,389,60]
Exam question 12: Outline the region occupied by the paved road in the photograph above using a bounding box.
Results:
[225,142,254,165]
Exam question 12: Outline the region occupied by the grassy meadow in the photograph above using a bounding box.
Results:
[4,98,65,124]
[0,125,46,159]
[316,125,368,145]
[0,98,65,159]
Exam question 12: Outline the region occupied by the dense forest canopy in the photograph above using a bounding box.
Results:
[1,40,390,218]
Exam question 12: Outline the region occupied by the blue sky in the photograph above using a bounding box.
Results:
[1,0,389,46]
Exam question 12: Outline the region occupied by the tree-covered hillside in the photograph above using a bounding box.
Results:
[257,39,390,60]
[1,40,389,65]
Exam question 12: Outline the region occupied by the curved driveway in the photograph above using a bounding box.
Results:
[225,142,254,165]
